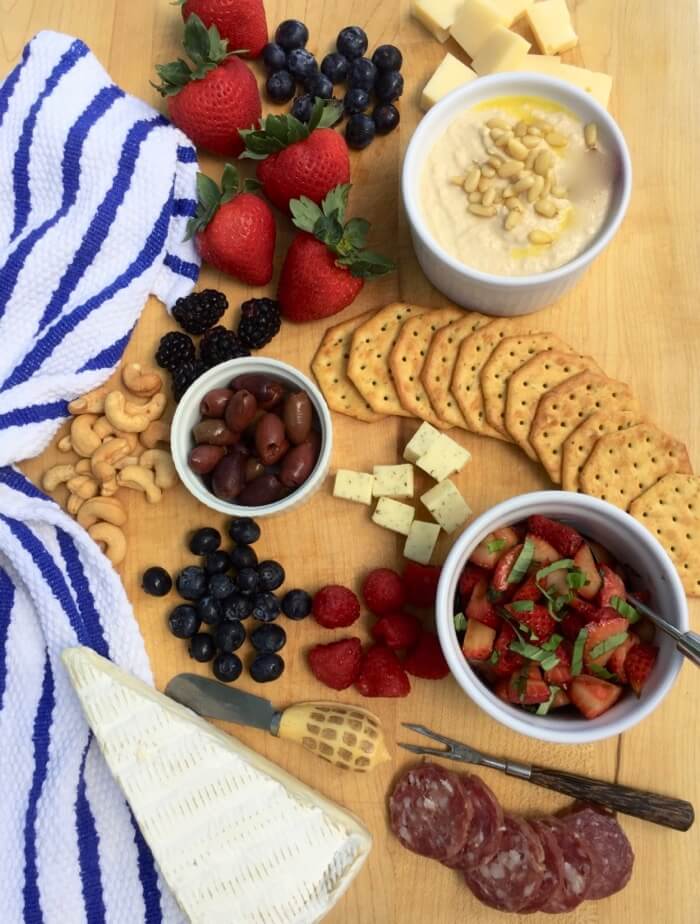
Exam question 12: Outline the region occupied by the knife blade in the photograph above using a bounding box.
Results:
[165,673,280,733]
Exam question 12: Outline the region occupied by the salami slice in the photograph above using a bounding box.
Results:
[463,814,546,913]
[563,807,634,900]
[521,818,566,913]
[389,764,472,861]
[537,816,593,913]
[443,774,504,869]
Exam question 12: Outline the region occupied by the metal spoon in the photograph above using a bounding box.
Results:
[627,594,700,667]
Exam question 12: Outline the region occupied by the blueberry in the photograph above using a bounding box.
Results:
[204,550,232,575]
[321,52,349,83]
[141,566,172,597]
[176,566,208,601]
[262,42,287,72]
[229,517,261,545]
[281,589,312,620]
[345,113,376,149]
[266,70,296,103]
[221,592,254,621]
[275,19,309,51]
[373,103,400,134]
[374,70,404,103]
[304,73,333,99]
[337,26,368,60]
[252,592,281,622]
[196,595,222,625]
[250,623,287,654]
[188,527,221,555]
[343,87,369,115]
[257,560,285,592]
[208,573,236,599]
[287,48,318,82]
[168,604,200,639]
[188,632,216,662]
[236,566,260,594]
[291,93,315,123]
[250,652,285,683]
[348,57,376,91]
[213,652,243,683]
[214,620,246,653]
[372,44,403,72]
[230,544,258,570]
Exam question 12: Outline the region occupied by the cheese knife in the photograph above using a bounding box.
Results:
[165,673,390,772]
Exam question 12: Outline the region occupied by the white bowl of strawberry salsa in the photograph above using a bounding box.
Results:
[435,492,688,744]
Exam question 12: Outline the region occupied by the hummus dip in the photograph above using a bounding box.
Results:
[420,96,616,276]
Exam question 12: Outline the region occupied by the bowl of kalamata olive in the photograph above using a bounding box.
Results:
[170,357,333,517]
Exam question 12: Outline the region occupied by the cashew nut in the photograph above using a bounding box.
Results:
[88,522,126,566]
[42,464,76,492]
[70,414,101,457]
[57,435,73,452]
[117,465,162,503]
[67,493,85,516]
[68,385,109,415]
[104,391,166,433]
[66,474,99,500]
[100,477,119,497]
[94,418,140,453]
[90,438,130,483]
[113,455,141,471]
[139,449,177,490]
[77,496,127,529]
[122,362,162,398]
[75,458,92,475]
[140,420,170,449]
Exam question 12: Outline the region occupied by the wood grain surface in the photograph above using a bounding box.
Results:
[7,0,700,921]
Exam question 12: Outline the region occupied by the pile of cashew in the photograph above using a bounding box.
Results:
[41,362,178,567]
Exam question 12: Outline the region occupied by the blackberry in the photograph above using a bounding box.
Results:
[172,289,228,335]
[155,331,195,371]
[199,326,250,369]
[237,298,282,350]
[172,359,206,402]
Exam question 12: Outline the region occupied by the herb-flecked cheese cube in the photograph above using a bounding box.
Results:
[372,464,414,499]
[421,54,477,112]
[372,497,415,536]
[450,0,509,59]
[333,470,374,505]
[404,520,441,565]
[416,434,471,482]
[412,0,464,42]
[525,0,578,55]
[403,421,441,463]
[421,480,473,534]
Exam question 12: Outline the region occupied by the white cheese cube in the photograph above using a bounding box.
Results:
[558,64,612,109]
[492,0,534,26]
[526,0,578,55]
[416,433,471,482]
[372,497,416,536]
[404,520,441,565]
[412,0,465,42]
[471,25,531,75]
[421,53,478,111]
[403,421,442,463]
[421,480,473,534]
[333,469,374,505]
[372,464,414,499]
[450,0,509,59]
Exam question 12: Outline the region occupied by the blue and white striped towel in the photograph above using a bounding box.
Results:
[0,30,200,922]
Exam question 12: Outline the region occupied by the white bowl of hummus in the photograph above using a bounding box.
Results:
[402,73,631,315]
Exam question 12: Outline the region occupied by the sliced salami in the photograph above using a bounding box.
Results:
[521,818,566,913]
[462,814,546,913]
[563,807,634,900]
[443,774,504,869]
[537,816,593,913]
[389,764,473,861]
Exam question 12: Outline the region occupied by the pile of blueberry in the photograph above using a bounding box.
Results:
[262,20,403,149]
[141,517,312,683]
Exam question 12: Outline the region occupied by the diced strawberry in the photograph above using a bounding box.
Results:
[494,678,511,703]
[506,603,556,642]
[634,618,656,644]
[371,611,421,649]
[588,539,613,565]
[624,643,658,697]
[491,623,525,677]
[466,577,500,629]
[511,574,542,603]
[607,634,639,683]
[597,564,626,608]
[491,544,523,593]
[403,631,450,679]
[507,663,550,705]
[573,543,603,599]
[593,605,622,622]
[462,618,497,660]
[568,596,599,620]
[526,533,560,565]
[354,645,411,698]
[469,527,519,570]
[540,566,570,596]
[401,563,442,608]
[583,617,629,669]
[569,674,623,719]
[560,608,587,641]
[459,563,490,603]
[544,643,572,685]
[551,688,571,709]
[528,515,584,557]
[633,589,651,605]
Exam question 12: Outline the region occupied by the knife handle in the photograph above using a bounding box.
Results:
[529,765,695,831]
[276,702,390,772]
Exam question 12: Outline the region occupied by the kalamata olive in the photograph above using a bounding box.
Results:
[200,388,233,418]
[236,474,284,506]
[225,389,257,432]
[306,428,322,456]
[284,391,312,445]
[255,413,288,464]
[189,444,225,474]
[279,440,317,487]
[211,453,245,500]
[245,458,265,482]
[193,419,239,446]
[231,374,285,410]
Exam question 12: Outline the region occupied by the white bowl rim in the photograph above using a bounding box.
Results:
[402,72,632,288]
[435,491,687,744]
[170,356,333,518]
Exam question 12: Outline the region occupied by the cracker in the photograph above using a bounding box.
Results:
[530,372,640,484]
[421,312,490,428]
[311,311,383,423]
[347,302,428,417]
[561,410,643,492]
[480,333,569,438]
[389,307,465,428]
[580,423,693,510]
[629,474,700,597]
[504,351,604,460]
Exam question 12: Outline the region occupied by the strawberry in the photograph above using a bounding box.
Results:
[588,539,614,565]
[312,584,361,629]
[634,617,657,644]
[462,618,497,661]
[544,642,572,686]
[187,164,275,284]
[569,674,623,719]
[179,0,267,59]
[494,679,510,702]
[624,643,658,696]
[403,631,450,680]
[469,527,519,570]
[583,616,629,669]
[572,543,602,599]
[371,611,421,649]
[241,100,349,212]
[307,637,362,690]
[567,596,599,621]
[507,663,550,705]
[402,563,442,607]
[362,568,405,615]
[560,608,587,642]
[153,15,261,156]
[491,623,525,677]
[527,515,584,558]
[506,603,556,643]
[511,574,542,603]
[459,563,489,602]
[527,533,560,565]
[607,633,639,683]
[491,544,523,594]
[466,577,500,629]
[551,688,571,708]
[278,185,394,322]
[355,645,411,697]
[597,564,626,608]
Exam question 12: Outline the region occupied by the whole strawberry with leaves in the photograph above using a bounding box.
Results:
[177,0,267,59]
[278,184,394,322]
[240,99,350,213]
[188,163,275,285]
[153,14,260,156]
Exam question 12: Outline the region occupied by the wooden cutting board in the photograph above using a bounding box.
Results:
[10,0,700,921]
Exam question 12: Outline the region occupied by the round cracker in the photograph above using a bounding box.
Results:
[561,409,643,491]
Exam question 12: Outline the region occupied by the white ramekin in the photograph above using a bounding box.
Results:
[435,492,687,744]
[402,73,632,316]
[170,357,332,518]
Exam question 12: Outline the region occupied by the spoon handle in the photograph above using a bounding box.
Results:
[676,630,700,668]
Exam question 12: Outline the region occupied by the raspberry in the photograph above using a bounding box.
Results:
[155,331,195,371]
[527,515,583,558]
[402,562,442,608]
[307,637,362,690]
[403,631,449,680]
[199,326,250,369]
[172,289,228,334]
[237,297,282,349]
[361,568,405,615]
[371,611,421,649]
[312,584,360,629]
[355,645,410,698]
